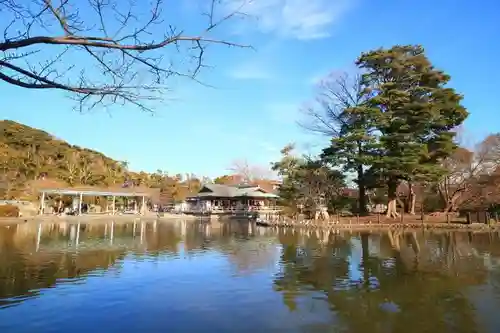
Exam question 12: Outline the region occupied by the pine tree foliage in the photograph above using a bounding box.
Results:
[355,45,468,216]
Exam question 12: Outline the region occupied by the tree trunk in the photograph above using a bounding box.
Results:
[439,184,466,213]
[408,182,416,215]
[357,165,368,215]
[443,193,461,212]
[444,202,455,213]
[386,180,399,218]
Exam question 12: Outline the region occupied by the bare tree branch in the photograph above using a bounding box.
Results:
[437,133,500,211]
[228,159,270,183]
[0,0,251,112]
[298,72,366,137]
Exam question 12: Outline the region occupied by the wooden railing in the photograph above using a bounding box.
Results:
[180,206,283,214]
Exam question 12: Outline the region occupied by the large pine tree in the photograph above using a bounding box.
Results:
[356,45,468,217]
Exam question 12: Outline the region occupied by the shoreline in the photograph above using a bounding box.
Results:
[0,212,202,225]
[257,221,499,232]
[0,214,497,232]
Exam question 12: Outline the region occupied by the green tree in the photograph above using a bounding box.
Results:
[214,175,234,185]
[271,144,304,210]
[272,144,346,218]
[303,73,377,215]
[356,45,468,217]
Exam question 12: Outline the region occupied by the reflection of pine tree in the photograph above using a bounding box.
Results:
[273,231,485,333]
[274,231,352,312]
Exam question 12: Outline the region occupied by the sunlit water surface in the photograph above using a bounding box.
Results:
[1,220,500,332]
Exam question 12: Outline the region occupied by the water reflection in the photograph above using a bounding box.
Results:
[0,220,275,309]
[0,221,500,332]
[274,230,495,332]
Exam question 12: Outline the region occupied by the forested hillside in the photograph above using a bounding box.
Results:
[0,120,201,201]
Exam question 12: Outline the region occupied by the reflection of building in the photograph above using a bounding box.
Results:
[184,184,280,215]
[0,223,129,307]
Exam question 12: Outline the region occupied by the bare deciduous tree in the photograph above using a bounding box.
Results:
[0,0,250,112]
[228,159,270,183]
[462,169,500,209]
[438,133,500,211]
[300,71,373,215]
[63,151,79,185]
[299,72,365,136]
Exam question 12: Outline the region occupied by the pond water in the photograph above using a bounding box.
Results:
[1,220,500,333]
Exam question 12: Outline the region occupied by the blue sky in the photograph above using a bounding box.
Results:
[1,0,499,177]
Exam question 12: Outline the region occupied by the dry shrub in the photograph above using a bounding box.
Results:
[0,204,20,217]
[280,205,299,218]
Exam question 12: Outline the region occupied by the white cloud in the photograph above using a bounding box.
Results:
[225,0,352,40]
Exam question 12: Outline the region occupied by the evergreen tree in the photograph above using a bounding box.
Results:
[301,73,377,214]
[321,102,378,214]
[272,144,346,218]
[356,45,468,217]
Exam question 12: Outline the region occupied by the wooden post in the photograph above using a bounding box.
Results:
[356,214,360,224]
[466,212,471,224]
[377,213,381,224]
[112,196,116,215]
[400,207,404,223]
[142,196,146,215]
[446,213,450,224]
